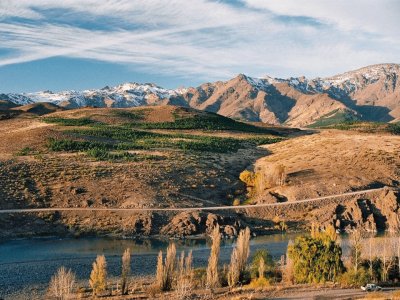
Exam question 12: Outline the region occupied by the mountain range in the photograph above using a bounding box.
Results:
[2,63,399,127]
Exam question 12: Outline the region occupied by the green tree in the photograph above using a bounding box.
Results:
[250,249,274,279]
[288,232,344,283]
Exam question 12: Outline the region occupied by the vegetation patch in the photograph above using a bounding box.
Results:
[388,122,400,135]
[15,147,35,156]
[313,120,400,135]
[112,110,145,121]
[308,109,360,128]
[42,117,97,126]
[134,113,277,133]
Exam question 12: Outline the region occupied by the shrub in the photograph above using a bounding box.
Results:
[239,170,256,187]
[15,147,33,156]
[206,225,221,289]
[89,255,107,296]
[193,268,207,288]
[248,277,270,289]
[232,198,241,206]
[388,122,400,135]
[48,266,76,300]
[339,268,371,287]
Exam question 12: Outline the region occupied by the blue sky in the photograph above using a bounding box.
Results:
[0,0,399,93]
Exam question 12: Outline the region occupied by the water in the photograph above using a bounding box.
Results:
[0,233,299,298]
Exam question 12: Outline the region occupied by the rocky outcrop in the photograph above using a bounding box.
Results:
[333,189,400,232]
[160,211,246,238]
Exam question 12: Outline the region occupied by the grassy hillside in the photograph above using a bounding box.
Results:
[308,109,360,128]
[42,106,284,160]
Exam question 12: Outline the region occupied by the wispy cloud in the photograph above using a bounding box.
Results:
[0,0,398,82]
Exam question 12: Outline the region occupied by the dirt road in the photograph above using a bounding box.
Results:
[0,187,385,213]
[270,287,400,299]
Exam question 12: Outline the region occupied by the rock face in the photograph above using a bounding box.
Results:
[160,211,245,238]
[333,189,400,232]
[3,63,400,126]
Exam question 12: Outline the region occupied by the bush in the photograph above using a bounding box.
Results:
[339,268,371,287]
[388,122,400,135]
[15,147,34,156]
[248,277,270,289]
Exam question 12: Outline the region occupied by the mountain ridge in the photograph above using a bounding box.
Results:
[2,63,399,126]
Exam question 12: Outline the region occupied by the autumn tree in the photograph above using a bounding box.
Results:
[288,229,344,283]
[89,255,107,296]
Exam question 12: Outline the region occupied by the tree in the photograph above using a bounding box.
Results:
[236,227,251,279]
[121,248,131,295]
[250,249,273,279]
[89,255,107,296]
[227,227,251,287]
[227,248,240,288]
[155,243,176,291]
[206,225,221,289]
[380,235,395,282]
[282,240,294,284]
[349,230,363,272]
[288,231,344,283]
[48,266,76,300]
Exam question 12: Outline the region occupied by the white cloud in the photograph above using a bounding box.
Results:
[0,0,398,83]
[244,0,400,40]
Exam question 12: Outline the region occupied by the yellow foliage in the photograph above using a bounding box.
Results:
[232,198,241,206]
[239,170,256,186]
[248,277,270,289]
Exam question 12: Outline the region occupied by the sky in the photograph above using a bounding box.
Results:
[0,0,399,93]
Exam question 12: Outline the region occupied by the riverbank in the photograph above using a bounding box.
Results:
[0,234,299,299]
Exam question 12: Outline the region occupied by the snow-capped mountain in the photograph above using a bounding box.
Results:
[1,82,186,109]
[1,64,399,126]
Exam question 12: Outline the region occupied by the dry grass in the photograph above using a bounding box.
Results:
[362,292,386,299]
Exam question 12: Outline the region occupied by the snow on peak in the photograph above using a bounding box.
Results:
[4,82,187,107]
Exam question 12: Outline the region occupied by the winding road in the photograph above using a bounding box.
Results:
[0,187,386,214]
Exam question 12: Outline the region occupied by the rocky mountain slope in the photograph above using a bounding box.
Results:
[1,64,399,126]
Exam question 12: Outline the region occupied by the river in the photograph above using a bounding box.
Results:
[0,233,300,299]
